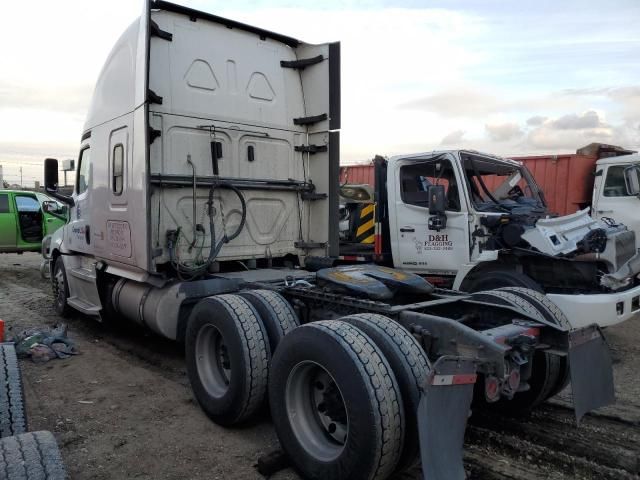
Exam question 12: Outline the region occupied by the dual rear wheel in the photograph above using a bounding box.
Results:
[186,285,567,479]
[185,293,430,480]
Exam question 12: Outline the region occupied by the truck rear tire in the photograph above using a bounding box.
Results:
[340,313,429,472]
[497,287,571,399]
[51,257,71,317]
[461,268,543,293]
[471,289,563,410]
[0,344,27,438]
[237,290,299,353]
[269,320,404,480]
[185,294,270,426]
[0,431,68,480]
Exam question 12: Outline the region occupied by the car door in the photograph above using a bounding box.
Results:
[0,192,17,250]
[391,156,470,275]
[14,193,44,247]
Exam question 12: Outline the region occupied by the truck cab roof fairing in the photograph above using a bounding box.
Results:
[83,20,141,132]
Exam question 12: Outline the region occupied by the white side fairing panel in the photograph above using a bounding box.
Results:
[147,3,339,270]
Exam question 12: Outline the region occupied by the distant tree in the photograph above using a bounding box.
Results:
[2,180,9,189]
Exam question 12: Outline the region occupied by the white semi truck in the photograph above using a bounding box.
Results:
[42,2,615,479]
[338,152,640,328]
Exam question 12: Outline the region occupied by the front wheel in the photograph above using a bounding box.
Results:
[51,256,71,317]
[461,267,543,293]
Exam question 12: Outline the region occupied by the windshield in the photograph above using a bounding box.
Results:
[461,153,545,212]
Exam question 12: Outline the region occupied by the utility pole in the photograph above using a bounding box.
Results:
[20,167,23,188]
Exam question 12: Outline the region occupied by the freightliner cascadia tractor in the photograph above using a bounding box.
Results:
[43,2,615,479]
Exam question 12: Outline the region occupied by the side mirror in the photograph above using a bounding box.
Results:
[428,185,447,231]
[43,158,75,206]
[42,201,57,213]
[428,185,446,215]
[624,165,640,197]
[44,158,59,192]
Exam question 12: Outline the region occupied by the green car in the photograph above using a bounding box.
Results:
[0,190,67,253]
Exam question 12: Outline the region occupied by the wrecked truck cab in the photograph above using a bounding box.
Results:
[376,150,640,328]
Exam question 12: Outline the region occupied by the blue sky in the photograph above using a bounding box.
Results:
[0,0,638,185]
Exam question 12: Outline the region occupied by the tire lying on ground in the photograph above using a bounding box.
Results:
[0,344,27,438]
[237,290,299,353]
[0,431,68,480]
[269,320,404,480]
[340,313,429,472]
[185,294,270,426]
[471,288,568,410]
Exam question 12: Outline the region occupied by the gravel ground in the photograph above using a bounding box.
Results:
[1,252,639,480]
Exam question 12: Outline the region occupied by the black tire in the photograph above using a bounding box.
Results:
[461,267,543,293]
[0,344,27,438]
[340,313,429,472]
[471,289,563,411]
[237,290,299,353]
[51,257,71,317]
[497,287,571,399]
[269,320,404,480]
[185,294,270,426]
[0,431,68,480]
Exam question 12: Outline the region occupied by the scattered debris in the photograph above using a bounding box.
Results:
[255,450,290,476]
[10,324,78,363]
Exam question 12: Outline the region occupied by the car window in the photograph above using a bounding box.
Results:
[603,166,632,197]
[77,147,91,194]
[0,194,9,213]
[16,196,41,212]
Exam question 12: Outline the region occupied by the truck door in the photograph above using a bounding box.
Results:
[390,156,470,275]
[593,163,640,249]
[66,146,93,255]
[0,192,16,250]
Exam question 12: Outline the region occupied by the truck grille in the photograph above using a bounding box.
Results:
[614,230,636,269]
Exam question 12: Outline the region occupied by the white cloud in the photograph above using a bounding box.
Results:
[485,122,523,142]
[441,130,466,145]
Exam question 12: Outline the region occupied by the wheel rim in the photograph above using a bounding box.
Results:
[195,324,231,398]
[285,361,348,462]
[53,265,65,307]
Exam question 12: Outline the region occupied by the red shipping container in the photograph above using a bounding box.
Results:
[339,164,375,186]
[511,154,597,216]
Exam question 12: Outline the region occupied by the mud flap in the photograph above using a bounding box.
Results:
[569,325,615,422]
[418,358,476,480]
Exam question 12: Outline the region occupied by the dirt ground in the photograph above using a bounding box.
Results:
[1,252,639,480]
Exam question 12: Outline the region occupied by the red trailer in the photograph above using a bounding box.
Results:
[339,143,634,216]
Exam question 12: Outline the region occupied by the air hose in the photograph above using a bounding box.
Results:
[169,181,247,280]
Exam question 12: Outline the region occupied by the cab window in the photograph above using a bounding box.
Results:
[603,166,631,197]
[77,147,91,194]
[400,159,461,211]
[0,194,9,213]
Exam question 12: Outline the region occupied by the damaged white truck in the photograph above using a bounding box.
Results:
[43,2,616,479]
[340,152,640,328]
